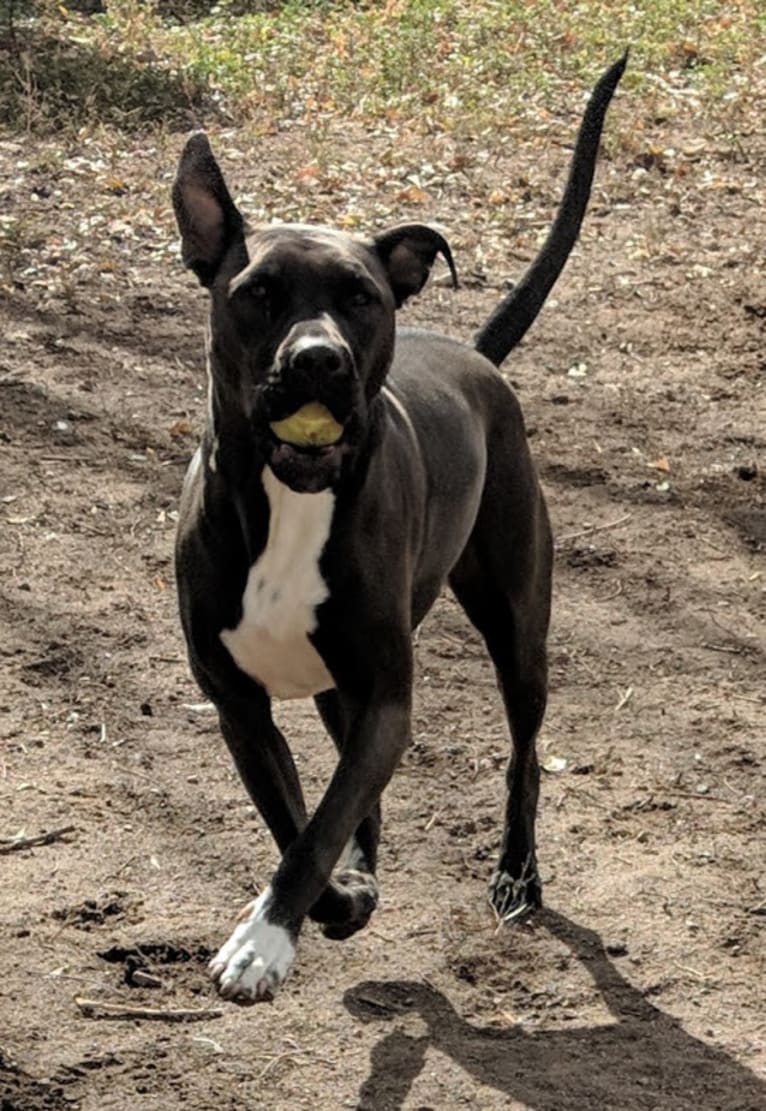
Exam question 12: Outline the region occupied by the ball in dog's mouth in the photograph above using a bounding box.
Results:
[269,402,344,448]
[268,403,348,493]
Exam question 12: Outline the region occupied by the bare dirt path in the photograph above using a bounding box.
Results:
[0,94,764,1110]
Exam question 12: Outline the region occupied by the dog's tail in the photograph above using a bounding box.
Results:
[474,52,628,367]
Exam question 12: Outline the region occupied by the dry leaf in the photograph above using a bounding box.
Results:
[394,186,428,204]
[169,418,194,440]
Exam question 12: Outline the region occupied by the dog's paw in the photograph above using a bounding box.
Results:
[489,858,541,925]
[208,888,296,1004]
[319,869,379,941]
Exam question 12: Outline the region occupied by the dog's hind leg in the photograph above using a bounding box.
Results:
[311,689,381,940]
[449,489,552,923]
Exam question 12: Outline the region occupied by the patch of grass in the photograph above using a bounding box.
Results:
[0,1,211,131]
[0,0,763,134]
[131,0,765,130]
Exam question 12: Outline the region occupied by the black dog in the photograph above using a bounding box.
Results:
[172,56,625,1003]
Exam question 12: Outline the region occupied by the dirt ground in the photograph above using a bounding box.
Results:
[0,75,764,1110]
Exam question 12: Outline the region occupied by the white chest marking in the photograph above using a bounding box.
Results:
[220,468,335,699]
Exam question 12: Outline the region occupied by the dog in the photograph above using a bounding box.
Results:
[172,56,625,1004]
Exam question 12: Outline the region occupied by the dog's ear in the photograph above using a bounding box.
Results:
[172,132,244,287]
[373,224,458,307]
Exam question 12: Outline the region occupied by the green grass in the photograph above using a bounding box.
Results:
[1,0,764,133]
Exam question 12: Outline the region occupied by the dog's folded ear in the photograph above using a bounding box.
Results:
[173,132,243,287]
[374,224,458,307]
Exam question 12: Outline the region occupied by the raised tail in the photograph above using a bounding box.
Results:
[474,52,628,367]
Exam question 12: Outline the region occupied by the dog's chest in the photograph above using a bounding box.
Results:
[220,469,335,699]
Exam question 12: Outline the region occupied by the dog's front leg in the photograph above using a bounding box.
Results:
[217,699,309,854]
[208,692,312,1004]
[211,681,412,1004]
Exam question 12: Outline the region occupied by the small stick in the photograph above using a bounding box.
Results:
[675,963,712,984]
[614,686,634,712]
[0,825,75,854]
[38,455,93,464]
[257,1052,299,1082]
[556,512,633,546]
[597,580,623,602]
[666,789,738,805]
[75,997,223,1023]
[368,927,397,944]
[694,692,764,707]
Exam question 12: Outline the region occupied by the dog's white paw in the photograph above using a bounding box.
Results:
[208,888,296,1004]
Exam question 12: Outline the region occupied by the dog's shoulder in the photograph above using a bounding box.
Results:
[392,326,514,400]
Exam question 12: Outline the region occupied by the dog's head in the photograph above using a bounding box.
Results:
[173,132,456,493]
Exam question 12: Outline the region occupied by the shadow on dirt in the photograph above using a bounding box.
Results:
[1,295,202,365]
[0,29,212,132]
[0,1046,69,1111]
[0,377,189,481]
[345,908,766,1111]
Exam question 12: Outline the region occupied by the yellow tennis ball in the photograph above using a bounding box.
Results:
[270,402,344,447]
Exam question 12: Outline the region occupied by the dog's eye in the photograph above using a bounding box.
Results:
[241,279,279,320]
[347,284,375,308]
[249,281,270,305]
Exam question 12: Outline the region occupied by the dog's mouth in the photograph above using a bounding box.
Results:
[266,402,351,493]
[268,440,348,494]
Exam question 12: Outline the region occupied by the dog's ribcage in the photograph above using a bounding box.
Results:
[220,468,335,699]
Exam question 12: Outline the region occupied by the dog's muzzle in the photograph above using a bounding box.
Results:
[259,332,362,493]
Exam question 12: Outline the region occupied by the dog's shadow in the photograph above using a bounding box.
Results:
[344,908,765,1111]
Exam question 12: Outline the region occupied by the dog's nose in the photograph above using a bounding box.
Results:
[290,342,345,378]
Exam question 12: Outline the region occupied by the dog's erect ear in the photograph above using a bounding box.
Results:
[373,224,458,307]
[172,132,243,287]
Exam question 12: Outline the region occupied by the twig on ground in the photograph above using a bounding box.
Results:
[424,809,442,831]
[368,927,397,943]
[257,1052,299,1082]
[556,512,633,546]
[696,692,764,707]
[190,1035,225,1053]
[614,686,634,712]
[597,580,623,602]
[0,825,76,854]
[675,963,714,984]
[38,455,93,464]
[75,998,223,1022]
[666,788,739,805]
[255,1039,335,1080]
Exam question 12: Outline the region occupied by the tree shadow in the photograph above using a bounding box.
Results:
[152,0,285,20]
[0,27,214,132]
[344,908,765,1111]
